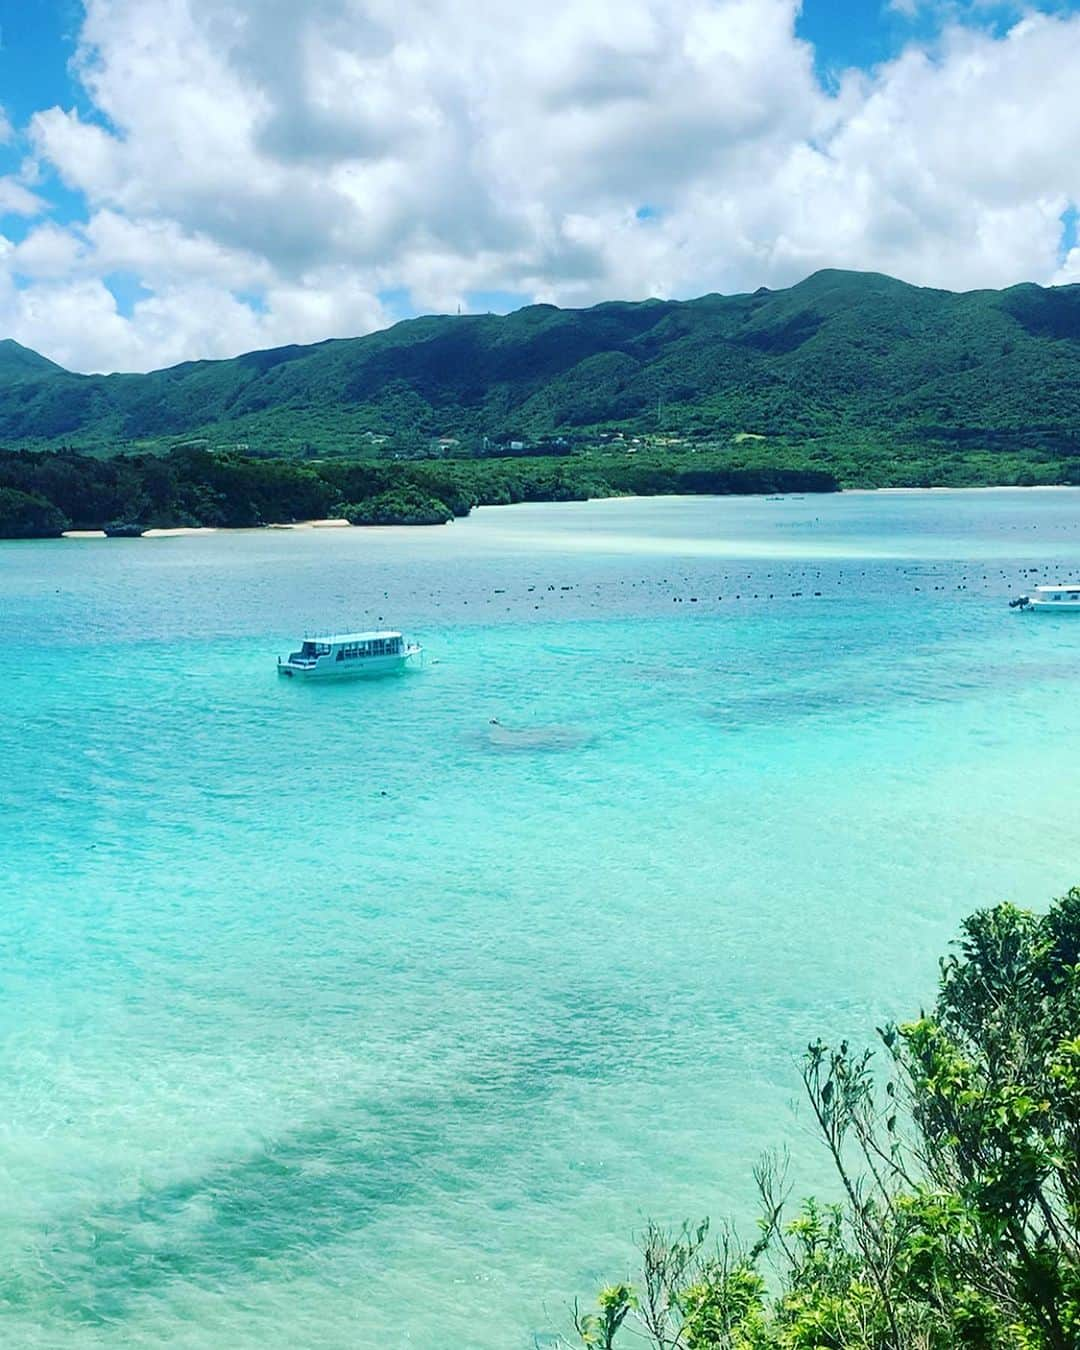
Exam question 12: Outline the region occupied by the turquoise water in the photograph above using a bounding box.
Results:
[4,489,1080,1347]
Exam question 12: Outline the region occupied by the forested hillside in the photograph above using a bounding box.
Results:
[1,270,1080,459]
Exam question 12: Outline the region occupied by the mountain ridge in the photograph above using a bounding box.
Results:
[3,268,1080,456]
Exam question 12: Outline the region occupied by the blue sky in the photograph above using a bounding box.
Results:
[2,0,1080,371]
[799,0,934,73]
[799,0,1080,72]
[0,6,79,121]
[0,3,85,236]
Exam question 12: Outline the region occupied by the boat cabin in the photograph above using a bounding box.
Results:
[1034,585,1080,604]
[279,630,419,678]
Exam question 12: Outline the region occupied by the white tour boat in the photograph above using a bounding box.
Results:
[1009,583,1080,612]
[278,630,422,679]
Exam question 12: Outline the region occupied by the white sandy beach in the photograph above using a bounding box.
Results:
[139,526,220,538]
[263,519,352,530]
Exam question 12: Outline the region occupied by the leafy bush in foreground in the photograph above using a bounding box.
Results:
[570,892,1080,1349]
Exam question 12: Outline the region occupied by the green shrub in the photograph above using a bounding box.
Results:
[569,890,1080,1350]
[0,486,69,537]
[342,485,453,525]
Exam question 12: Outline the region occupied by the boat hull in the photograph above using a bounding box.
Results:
[1025,601,1080,613]
[278,649,421,679]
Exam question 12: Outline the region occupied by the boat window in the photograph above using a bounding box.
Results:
[301,641,317,656]
[336,649,344,661]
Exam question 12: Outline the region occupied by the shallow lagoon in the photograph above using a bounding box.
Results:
[4,489,1080,1347]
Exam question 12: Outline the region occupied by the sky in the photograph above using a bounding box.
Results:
[1,0,1080,373]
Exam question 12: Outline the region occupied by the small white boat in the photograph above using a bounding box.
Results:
[278,630,422,678]
[1009,583,1080,612]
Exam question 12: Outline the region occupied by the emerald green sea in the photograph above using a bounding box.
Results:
[4,490,1080,1347]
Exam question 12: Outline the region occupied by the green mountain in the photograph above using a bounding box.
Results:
[2,268,1080,456]
[0,339,64,378]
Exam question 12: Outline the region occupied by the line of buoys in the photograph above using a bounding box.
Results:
[375,558,1060,618]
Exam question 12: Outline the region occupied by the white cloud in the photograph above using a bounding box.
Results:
[0,176,46,218]
[83,211,274,290]
[0,268,389,374]
[0,0,1078,371]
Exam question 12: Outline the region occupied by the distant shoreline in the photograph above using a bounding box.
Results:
[60,519,354,539]
[46,482,1080,542]
[1,446,836,539]
[849,484,1078,494]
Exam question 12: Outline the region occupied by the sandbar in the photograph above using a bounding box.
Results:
[140,526,219,538]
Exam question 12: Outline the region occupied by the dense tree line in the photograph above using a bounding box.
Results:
[568,892,1080,1349]
[0,448,837,537]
